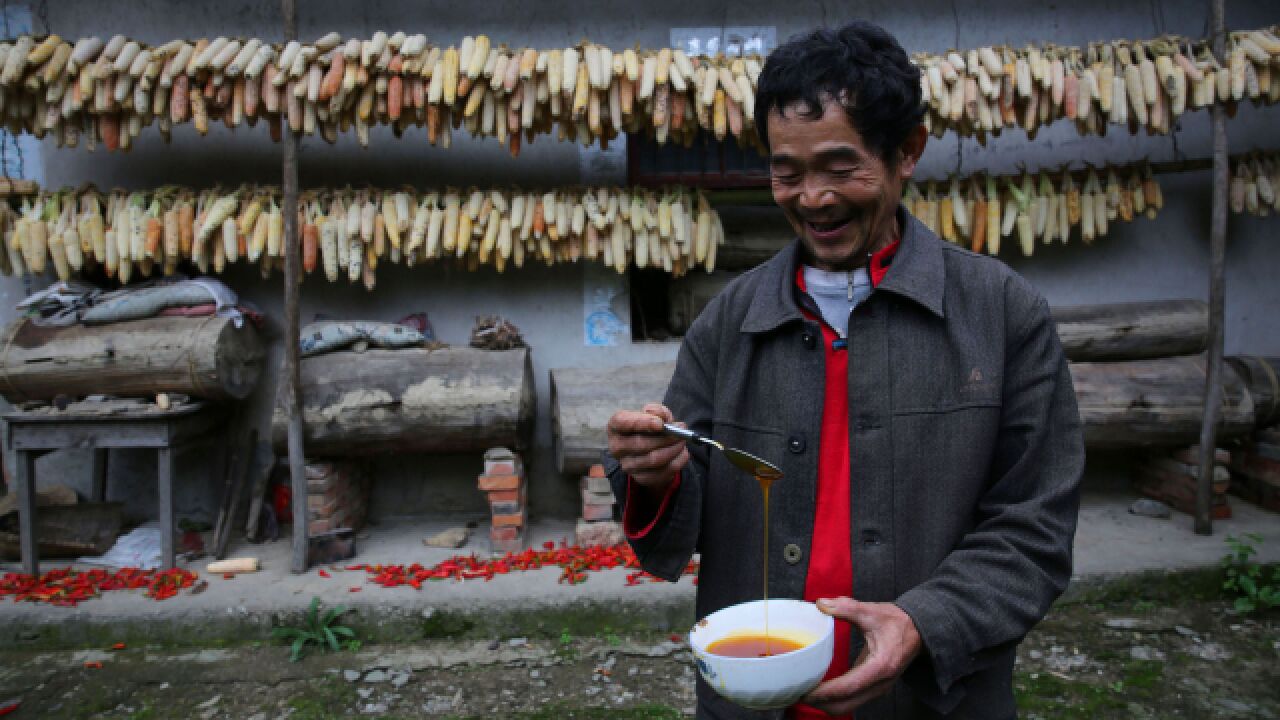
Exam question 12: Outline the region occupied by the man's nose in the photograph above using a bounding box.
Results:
[798,177,833,210]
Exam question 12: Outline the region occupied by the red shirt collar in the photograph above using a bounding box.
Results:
[794,238,901,292]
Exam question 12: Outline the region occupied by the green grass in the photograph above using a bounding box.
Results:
[447,704,683,720]
[1014,657,1167,718]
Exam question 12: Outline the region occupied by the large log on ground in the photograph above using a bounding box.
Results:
[273,347,534,456]
[0,316,263,403]
[1072,355,1255,449]
[552,355,1270,472]
[1226,356,1280,429]
[1051,299,1208,361]
[551,362,676,475]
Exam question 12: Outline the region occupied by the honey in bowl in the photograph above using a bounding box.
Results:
[707,632,808,658]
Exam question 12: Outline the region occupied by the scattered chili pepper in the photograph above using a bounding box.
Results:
[111,643,126,650]
[0,567,197,607]
[358,543,698,591]
[83,661,102,669]
[348,587,361,593]
[318,569,331,579]
[0,698,20,717]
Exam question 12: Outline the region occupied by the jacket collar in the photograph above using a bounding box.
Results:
[740,206,946,334]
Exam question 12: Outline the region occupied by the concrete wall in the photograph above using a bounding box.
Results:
[3,1,1278,524]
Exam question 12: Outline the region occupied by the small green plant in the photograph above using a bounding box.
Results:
[272,597,358,661]
[1221,534,1280,613]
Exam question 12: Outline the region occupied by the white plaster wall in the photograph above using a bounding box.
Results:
[1,1,1276,523]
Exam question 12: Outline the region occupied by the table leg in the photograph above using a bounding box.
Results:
[158,447,174,570]
[91,448,109,502]
[15,450,37,576]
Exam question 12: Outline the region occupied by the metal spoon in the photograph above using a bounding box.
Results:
[662,423,783,480]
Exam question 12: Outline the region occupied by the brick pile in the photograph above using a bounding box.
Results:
[576,464,624,547]
[1133,445,1232,519]
[1228,427,1280,512]
[306,461,370,535]
[479,447,526,555]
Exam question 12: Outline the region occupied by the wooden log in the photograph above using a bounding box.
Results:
[551,361,676,475]
[1072,355,1255,449]
[0,316,263,403]
[273,347,534,456]
[1051,299,1207,361]
[1225,356,1280,429]
[552,354,1268,475]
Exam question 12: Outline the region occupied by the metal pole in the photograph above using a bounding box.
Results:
[281,0,308,571]
[1195,0,1228,536]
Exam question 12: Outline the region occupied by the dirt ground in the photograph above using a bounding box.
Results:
[0,571,1276,719]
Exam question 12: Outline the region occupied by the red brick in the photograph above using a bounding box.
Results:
[305,463,336,480]
[1170,446,1231,466]
[492,509,526,528]
[478,473,523,491]
[581,486,616,505]
[488,489,521,503]
[489,524,526,555]
[580,477,615,498]
[483,448,521,476]
[490,525,521,541]
[576,519,624,547]
[309,497,340,519]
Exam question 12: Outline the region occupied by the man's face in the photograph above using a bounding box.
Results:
[767,98,919,271]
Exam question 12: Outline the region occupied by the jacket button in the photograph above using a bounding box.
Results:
[783,543,803,564]
[861,529,883,546]
[787,435,805,454]
[801,331,816,349]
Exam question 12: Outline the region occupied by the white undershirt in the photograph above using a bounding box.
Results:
[802,266,872,339]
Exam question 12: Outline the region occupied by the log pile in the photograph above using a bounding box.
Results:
[549,301,1279,474]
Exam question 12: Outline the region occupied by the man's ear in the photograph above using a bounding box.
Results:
[896,124,928,179]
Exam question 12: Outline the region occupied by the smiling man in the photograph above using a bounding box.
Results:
[606,21,1084,720]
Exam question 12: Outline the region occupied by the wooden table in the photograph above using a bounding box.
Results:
[5,401,226,575]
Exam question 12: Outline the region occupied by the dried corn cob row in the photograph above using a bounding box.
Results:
[1229,151,1280,216]
[901,160,1165,255]
[0,184,721,285]
[0,26,1276,152]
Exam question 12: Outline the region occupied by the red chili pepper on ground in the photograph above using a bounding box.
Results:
[318,569,331,579]
[111,643,126,650]
[83,661,102,669]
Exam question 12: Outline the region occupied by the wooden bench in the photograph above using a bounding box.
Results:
[6,400,227,574]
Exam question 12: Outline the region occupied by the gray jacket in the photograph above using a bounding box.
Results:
[607,208,1084,719]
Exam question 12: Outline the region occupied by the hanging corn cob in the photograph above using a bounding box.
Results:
[0,26,1276,153]
[1229,151,1280,216]
[901,160,1168,255]
[0,184,721,285]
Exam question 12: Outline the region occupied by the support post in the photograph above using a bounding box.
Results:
[1196,0,1228,536]
[281,0,308,572]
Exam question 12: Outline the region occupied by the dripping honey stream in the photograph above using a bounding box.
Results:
[661,423,786,657]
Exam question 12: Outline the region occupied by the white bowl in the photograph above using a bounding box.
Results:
[688,599,835,710]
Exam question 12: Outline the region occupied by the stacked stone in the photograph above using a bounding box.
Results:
[306,461,370,535]
[1133,446,1232,519]
[479,447,526,555]
[575,464,624,547]
[1228,428,1280,512]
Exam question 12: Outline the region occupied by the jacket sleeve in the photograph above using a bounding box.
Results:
[894,283,1084,709]
[604,301,720,583]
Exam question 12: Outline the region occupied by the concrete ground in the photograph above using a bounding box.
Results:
[2,488,1279,649]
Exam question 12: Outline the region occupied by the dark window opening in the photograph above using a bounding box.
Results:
[630,267,675,342]
[627,133,769,189]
